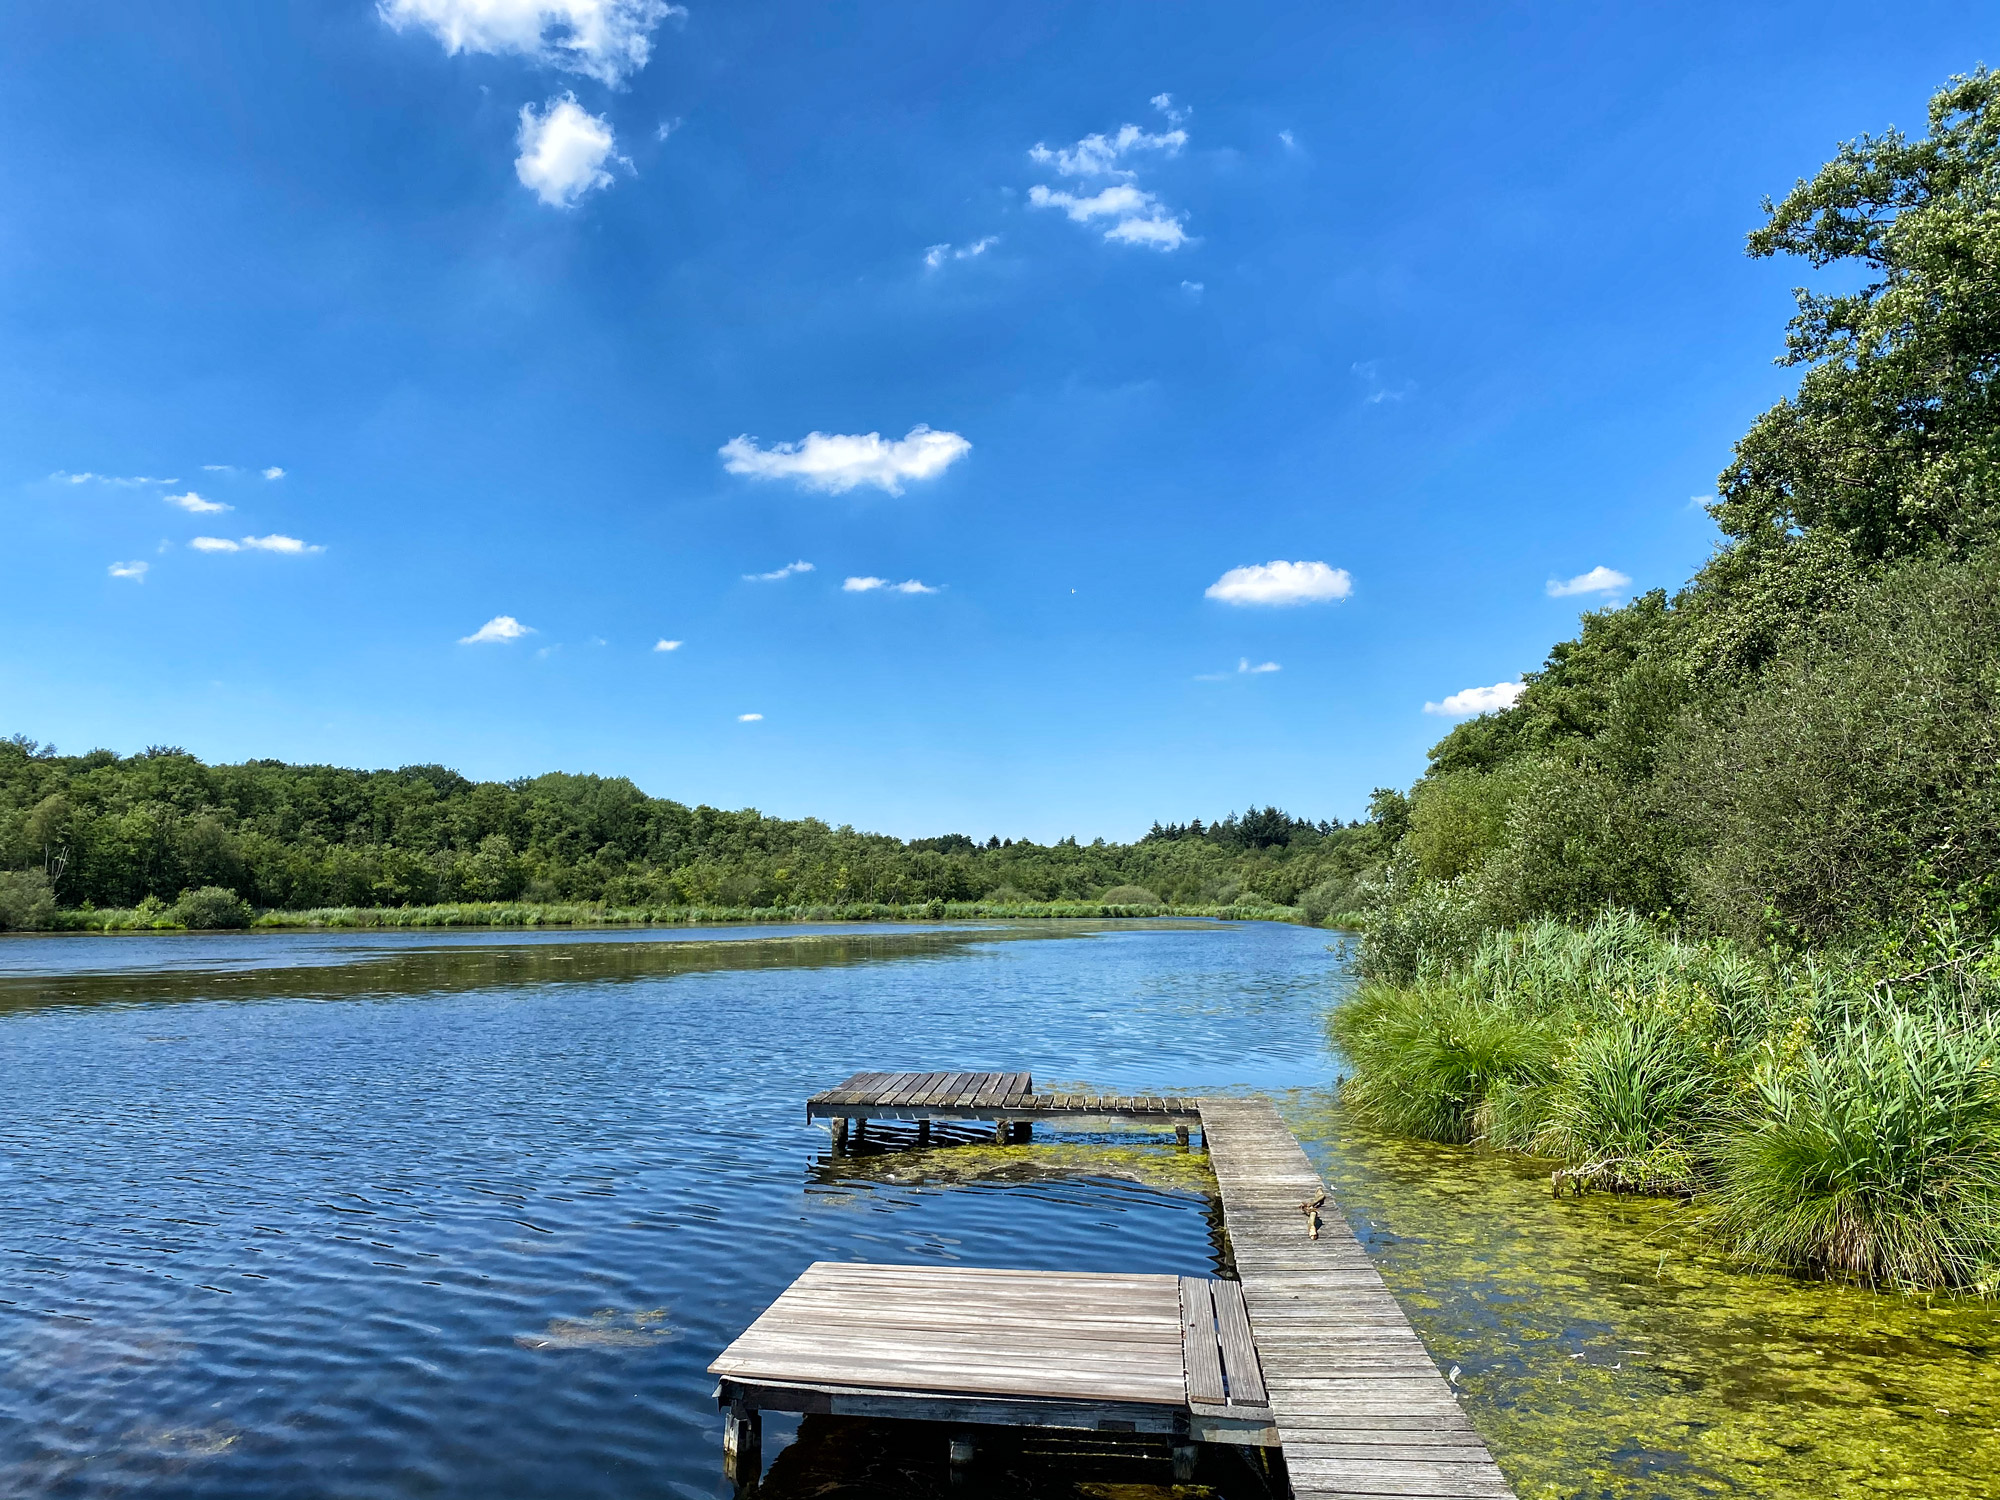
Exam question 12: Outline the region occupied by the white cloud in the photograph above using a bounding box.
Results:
[720,425,970,495]
[263,466,286,480]
[1027,100,1193,251]
[737,712,763,722]
[189,534,322,554]
[1196,656,1283,681]
[1028,183,1187,248]
[923,235,998,269]
[165,491,231,514]
[1151,93,1190,128]
[1028,182,1153,221]
[1029,122,1186,178]
[108,561,149,581]
[1424,681,1524,718]
[378,0,679,85]
[1181,280,1204,297]
[460,615,535,644]
[1546,565,1632,598]
[516,94,622,207]
[52,471,176,486]
[843,576,939,594]
[745,559,814,581]
[1279,129,1296,149]
[654,638,682,651]
[202,464,238,474]
[1352,360,1414,405]
[1105,214,1188,250]
[1205,560,1353,606]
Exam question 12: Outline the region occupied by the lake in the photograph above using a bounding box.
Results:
[3,920,1996,1500]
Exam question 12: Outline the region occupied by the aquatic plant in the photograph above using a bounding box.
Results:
[1531,1014,1720,1194]
[1332,984,1550,1143]
[1708,1012,2000,1290]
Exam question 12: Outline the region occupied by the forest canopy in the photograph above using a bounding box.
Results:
[0,736,1388,925]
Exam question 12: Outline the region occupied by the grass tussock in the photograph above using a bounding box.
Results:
[1333,909,2000,1291]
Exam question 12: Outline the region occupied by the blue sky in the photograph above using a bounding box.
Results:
[1,2,1992,840]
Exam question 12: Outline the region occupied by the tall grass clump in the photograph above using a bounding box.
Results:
[1331,985,1550,1143]
[1707,1011,2000,1290]
[1334,908,2000,1290]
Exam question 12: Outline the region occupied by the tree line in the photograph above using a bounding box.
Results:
[0,738,1393,926]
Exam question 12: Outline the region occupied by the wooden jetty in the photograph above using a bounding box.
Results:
[808,1070,1205,1148]
[1199,1097,1513,1499]
[709,1263,1277,1480]
[719,1072,1516,1499]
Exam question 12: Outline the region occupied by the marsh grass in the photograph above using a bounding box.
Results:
[48,897,1306,932]
[1334,910,2000,1289]
[1707,1013,2000,1290]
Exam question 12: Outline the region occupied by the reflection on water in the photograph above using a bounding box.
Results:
[5,920,1997,1499]
[0,921,1331,1499]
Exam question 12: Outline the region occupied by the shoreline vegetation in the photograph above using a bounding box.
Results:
[1335,71,2000,1295]
[28,894,1352,933]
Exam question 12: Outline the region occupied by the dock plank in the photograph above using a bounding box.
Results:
[1198,1098,1514,1500]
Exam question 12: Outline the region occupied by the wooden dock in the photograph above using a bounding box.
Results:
[1199,1098,1513,1499]
[709,1263,1277,1480]
[717,1073,1516,1498]
[808,1071,1204,1147]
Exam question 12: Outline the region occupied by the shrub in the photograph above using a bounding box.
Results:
[168,886,254,930]
[1100,885,1163,906]
[0,870,56,931]
[1358,862,1489,983]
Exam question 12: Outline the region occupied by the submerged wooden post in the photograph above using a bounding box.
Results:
[1175,1124,1190,1152]
[830,1117,849,1154]
[992,1120,1007,1144]
[917,1119,931,1145]
[1013,1121,1032,1142]
[723,1404,761,1486]
[949,1433,976,1466]
[1172,1442,1197,1483]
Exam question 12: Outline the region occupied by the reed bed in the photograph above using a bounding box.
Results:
[1332,910,2000,1292]
[53,897,1309,932]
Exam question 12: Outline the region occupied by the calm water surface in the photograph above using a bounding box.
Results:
[4,920,1997,1500]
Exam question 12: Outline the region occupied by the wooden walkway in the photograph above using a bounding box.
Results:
[1199,1098,1513,1499]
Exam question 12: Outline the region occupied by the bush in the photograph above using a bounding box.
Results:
[1404,769,1523,881]
[0,870,56,931]
[1357,862,1489,983]
[1100,885,1163,906]
[168,886,254,929]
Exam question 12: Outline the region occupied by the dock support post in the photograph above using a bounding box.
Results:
[830,1118,849,1154]
[723,1404,761,1486]
[853,1119,867,1144]
[949,1432,976,1467]
[1013,1121,1032,1142]
[1172,1442,1197,1484]
[917,1120,931,1146]
[1174,1124,1190,1152]
[992,1120,1007,1144]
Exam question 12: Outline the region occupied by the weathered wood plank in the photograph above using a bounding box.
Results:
[1212,1277,1267,1407]
[1179,1276,1226,1405]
